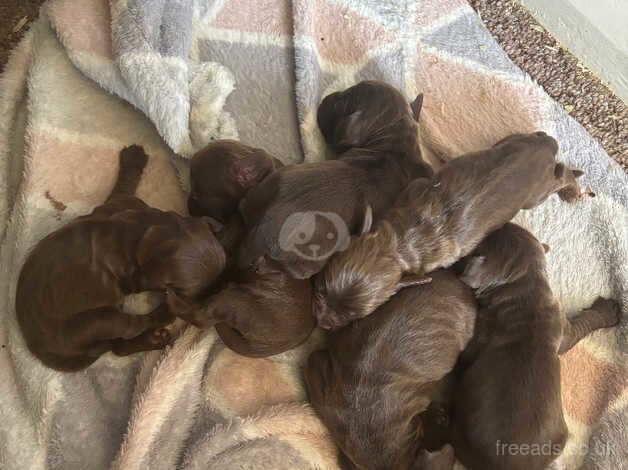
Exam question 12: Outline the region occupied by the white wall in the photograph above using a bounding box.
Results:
[518,0,628,104]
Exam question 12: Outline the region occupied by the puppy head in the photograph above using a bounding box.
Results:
[494,132,586,204]
[188,140,278,221]
[317,81,422,152]
[313,224,403,330]
[137,217,226,299]
[455,223,547,297]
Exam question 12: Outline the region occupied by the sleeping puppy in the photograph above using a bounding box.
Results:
[167,256,316,357]
[450,223,621,470]
[187,139,283,221]
[304,269,477,470]
[237,81,433,279]
[15,145,226,372]
[173,141,316,357]
[314,132,588,329]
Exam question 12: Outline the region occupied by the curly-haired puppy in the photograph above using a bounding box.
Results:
[314,132,587,329]
[237,81,433,279]
[305,269,477,470]
[15,146,225,371]
[450,223,621,470]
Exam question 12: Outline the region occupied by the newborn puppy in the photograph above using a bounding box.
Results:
[178,141,316,357]
[187,139,283,221]
[315,132,587,329]
[451,223,621,470]
[305,270,477,470]
[167,256,316,357]
[15,146,225,371]
[237,81,433,279]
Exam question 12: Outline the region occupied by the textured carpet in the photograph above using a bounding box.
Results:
[0,0,626,170]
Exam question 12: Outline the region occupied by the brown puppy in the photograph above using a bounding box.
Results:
[450,223,621,470]
[15,146,226,371]
[175,141,316,357]
[167,255,315,357]
[304,270,477,470]
[187,139,283,221]
[314,132,587,329]
[237,81,433,279]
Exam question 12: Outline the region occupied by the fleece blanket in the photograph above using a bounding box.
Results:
[0,1,626,469]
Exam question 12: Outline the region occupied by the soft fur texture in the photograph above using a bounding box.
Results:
[180,141,316,357]
[188,140,283,222]
[15,146,225,371]
[305,270,477,470]
[451,224,620,470]
[1,1,626,469]
[314,132,586,330]
[237,81,433,279]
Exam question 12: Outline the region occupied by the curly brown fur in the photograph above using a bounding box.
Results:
[15,146,226,372]
[315,132,588,329]
[188,139,283,221]
[237,81,433,279]
[305,270,477,470]
[450,223,621,470]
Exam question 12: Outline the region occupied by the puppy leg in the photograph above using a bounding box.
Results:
[107,145,149,199]
[559,297,621,354]
[166,289,224,328]
[111,328,172,356]
[67,304,174,352]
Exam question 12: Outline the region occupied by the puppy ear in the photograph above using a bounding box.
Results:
[410,93,424,121]
[460,256,486,289]
[360,204,373,234]
[231,151,274,188]
[572,169,584,178]
[542,243,550,253]
[554,162,565,178]
[333,110,364,149]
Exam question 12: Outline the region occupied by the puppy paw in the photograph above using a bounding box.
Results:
[120,144,149,170]
[591,297,621,326]
[148,328,172,348]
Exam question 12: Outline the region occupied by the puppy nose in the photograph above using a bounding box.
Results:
[534,131,547,137]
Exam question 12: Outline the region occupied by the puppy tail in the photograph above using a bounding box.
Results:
[108,145,149,199]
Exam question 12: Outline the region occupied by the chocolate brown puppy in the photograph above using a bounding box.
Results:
[167,255,315,357]
[187,139,283,221]
[237,81,433,279]
[179,143,316,357]
[15,146,226,371]
[314,132,587,329]
[304,270,477,470]
[450,223,621,470]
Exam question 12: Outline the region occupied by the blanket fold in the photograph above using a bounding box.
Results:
[1,1,626,469]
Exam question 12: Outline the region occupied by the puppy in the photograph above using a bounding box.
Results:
[237,81,433,279]
[450,223,621,470]
[167,256,316,357]
[15,146,226,371]
[176,141,316,357]
[187,139,283,221]
[305,270,477,470]
[314,132,587,329]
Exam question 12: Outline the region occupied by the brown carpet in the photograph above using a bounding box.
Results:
[1,0,626,170]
